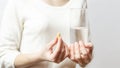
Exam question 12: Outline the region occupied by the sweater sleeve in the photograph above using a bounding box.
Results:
[0,0,23,68]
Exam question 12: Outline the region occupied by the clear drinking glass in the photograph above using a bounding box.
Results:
[70,8,89,43]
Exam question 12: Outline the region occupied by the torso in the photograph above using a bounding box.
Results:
[16,0,84,68]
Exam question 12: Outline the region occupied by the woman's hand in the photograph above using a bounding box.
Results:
[15,35,69,68]
[36,36,69,63]
[46,36,69,63]
[69,41,93,67]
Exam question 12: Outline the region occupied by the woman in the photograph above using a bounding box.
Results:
[0,0,93,68]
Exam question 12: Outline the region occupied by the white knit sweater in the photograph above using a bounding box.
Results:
[0,0,89,68]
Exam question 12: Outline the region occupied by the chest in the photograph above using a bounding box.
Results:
[22,6,71,34]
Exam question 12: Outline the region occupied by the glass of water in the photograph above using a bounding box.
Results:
[70,8,90,43]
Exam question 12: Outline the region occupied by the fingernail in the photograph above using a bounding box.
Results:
[87,43,93,47]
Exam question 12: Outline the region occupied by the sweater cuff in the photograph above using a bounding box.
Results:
[3,51,20,68]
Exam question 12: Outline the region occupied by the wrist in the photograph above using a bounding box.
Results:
[33,50,48,62]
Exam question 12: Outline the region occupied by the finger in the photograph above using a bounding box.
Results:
[79,41,89,64]
[79,54,89,67]
[51,37,63,60]
[85,43,93,53]
[81,54,90,64]
[88,52,93,62]
[69,44,78,63]
[48,37,58,50]
[68,44,72,58]
[79,41,87,56]
[57,43,65,63]
[64,43,69,59]
[86,53,93,63]
[86,43,93,62]
[83,44,93,63]
[74,42,81,61]
[85,42,93,47]
[70,44,75,60]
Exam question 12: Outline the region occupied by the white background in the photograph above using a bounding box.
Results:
[0,0,120,68]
